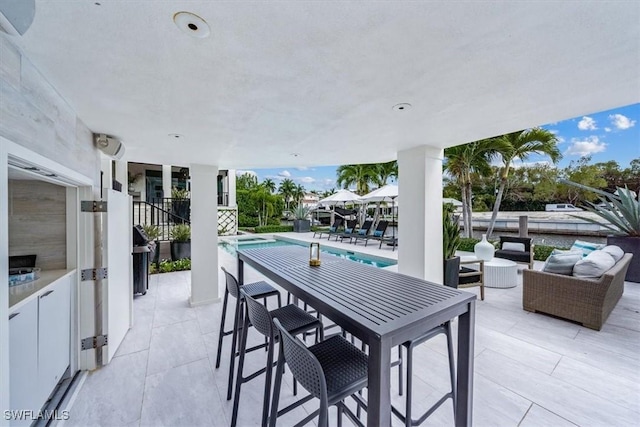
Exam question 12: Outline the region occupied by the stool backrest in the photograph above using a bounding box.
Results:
[220,266,241,298]
[240,288,273,338]
[273,318,328,402]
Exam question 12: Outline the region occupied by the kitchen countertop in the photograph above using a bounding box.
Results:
[9,269,75,310]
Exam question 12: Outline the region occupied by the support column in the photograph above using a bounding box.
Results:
[189,163,219,306]
[100,157,112,190]
[227,169,236,207]
[397,146,444,283]
[114,160,127,190]
[162,164,172,199]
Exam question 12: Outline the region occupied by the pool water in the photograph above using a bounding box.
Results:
[219,238,396,268]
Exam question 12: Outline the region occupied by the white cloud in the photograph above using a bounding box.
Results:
[565,136,606,156]
[297,176,315,184]
[236,170,257,177]
[295,166,308,171]
[604,127,612,132]
[577,116,597,131]
[278,170,291,178]
[548,129,559,134]
[609,113,636,130]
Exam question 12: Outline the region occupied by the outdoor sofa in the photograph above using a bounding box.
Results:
[523,252,632,330]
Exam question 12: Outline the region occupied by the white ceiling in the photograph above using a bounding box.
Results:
[15,1,640,169]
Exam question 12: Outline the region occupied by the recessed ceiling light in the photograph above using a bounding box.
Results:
[168,133,184,139]
[173,11,210,38]
[392,103,412,112]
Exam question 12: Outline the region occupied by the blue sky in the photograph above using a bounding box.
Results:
[238,103,639,192]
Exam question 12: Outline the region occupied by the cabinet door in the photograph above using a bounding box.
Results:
[9,299,39,426]
[37,276,71,404]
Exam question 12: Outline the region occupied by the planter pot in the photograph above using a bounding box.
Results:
[293,219,311,232]
[443,257,460,288]
[474,234,495,261]
[171,200,191,224]
[170,241,191,261]
[607,235,640,283]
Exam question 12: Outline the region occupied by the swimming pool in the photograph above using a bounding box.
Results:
[219,237,396,268]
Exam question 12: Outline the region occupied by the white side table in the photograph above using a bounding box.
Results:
[460,256,518,288]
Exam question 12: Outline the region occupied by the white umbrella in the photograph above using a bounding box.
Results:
[317,189,362,206]
[361,185,398,245]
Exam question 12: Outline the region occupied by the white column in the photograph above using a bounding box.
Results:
[0,142,10,414]
[397,145,444,283]
[227,169,236,207]
[100,157,112,189]
[189,163,219,306]
[162,164,172,199]
[114,160,127,189]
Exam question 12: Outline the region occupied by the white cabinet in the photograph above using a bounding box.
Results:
[9,299,39,427]
[8,274,71,425]
[37,275,71,405]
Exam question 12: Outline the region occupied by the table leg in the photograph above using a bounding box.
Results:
[367,336,392,427]
[455,301,475,426]
[237,257,244,285]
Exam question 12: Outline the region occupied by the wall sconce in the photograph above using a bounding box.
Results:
[309,243,321,267]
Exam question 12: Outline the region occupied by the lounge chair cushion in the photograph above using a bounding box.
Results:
[502,242,525,252]
[572,250,616,278]
[570,240,604,257]
[373,230,383,237]
[543,251,582,275]
[358,229,367,235]
[601,245,624,262]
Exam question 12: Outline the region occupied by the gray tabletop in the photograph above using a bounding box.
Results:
[237,245,476,426]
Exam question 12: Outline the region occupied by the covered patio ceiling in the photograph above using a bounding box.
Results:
[14,1,640,169]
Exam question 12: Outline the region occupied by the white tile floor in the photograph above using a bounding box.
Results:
[62,241,640,427]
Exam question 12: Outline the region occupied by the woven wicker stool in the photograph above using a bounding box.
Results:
[215,267,281,401]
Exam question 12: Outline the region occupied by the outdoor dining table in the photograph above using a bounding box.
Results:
[236,245,476,426]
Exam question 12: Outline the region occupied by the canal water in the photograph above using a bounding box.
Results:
[471,230,606,248]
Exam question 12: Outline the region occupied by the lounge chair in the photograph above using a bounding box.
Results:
[335,220,358,242]
[313,217,343,239]
[327,218,348,240]
[362,221,389,247]
[348,220,374,244]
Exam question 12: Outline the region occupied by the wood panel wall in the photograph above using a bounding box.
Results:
[8,180,67,270]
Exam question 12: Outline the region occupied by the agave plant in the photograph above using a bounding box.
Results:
[561,180,640,236]
[443,203,461,259]
[292,204,312,220]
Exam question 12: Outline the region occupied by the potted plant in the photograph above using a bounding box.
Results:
[170,224,191,261]
[574,185,640,283]
[171,187,190,224]
[142,224,160,267]
[443,203,461,288]
[292,205,312,232]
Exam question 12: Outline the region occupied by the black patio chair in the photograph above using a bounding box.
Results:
[362,220,389,247]
[346,220,373,244]
[495,236,534,269]
[268,318,369,427]
[335,219,358,242]
[313,217,343,239]
[231,289,323,427]
[351,220,386,245]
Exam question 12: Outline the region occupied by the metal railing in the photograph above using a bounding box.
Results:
[133,201,190,241]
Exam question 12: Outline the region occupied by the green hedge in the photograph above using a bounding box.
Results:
[458,237,481,252]
[150,258,191,274]
[254,225,294,233]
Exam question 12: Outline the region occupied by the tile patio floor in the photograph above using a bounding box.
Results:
[61,236,640,426]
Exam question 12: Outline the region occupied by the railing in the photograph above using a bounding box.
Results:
[218,192,229,206]
[133,201,190,241]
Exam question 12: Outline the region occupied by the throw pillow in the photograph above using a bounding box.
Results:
[573,250,616,278]
[345,228,353,233]
[601,245,624,262]
[543,251,583,275]
[358,229,367,235]
[373,230,383,237]
[570,240,604,257]
[329,226,336,232]
[502,242,526,252]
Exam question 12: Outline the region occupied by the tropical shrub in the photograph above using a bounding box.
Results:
[254,225,294,233]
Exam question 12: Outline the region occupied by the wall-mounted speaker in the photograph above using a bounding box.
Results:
[94,133,125,160]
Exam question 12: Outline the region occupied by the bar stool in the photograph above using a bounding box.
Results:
[392,322,456,426]
[231,289,324,427]
[269,318,369,427]
[215,266,281,401]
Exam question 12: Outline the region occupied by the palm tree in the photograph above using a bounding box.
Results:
[336,164,378,195]
[262,178,276,194]
[321,188,336,198]
[444,140,500,238]
[278,178,296,210]
[374,161,398,186]
[293,184,306,207]
[486,128,561,237]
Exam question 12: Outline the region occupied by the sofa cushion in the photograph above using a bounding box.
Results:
[543,251,583,275]
[570,240,604,257]
[601,245,624,262]
[573,250,616,278]
[502,242,526,252]
[495,250,530,263]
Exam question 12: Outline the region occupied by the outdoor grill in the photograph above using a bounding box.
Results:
[132,225,151,295]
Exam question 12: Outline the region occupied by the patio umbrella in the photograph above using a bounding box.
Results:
[361,185,398,245]
[317,189,362,225]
